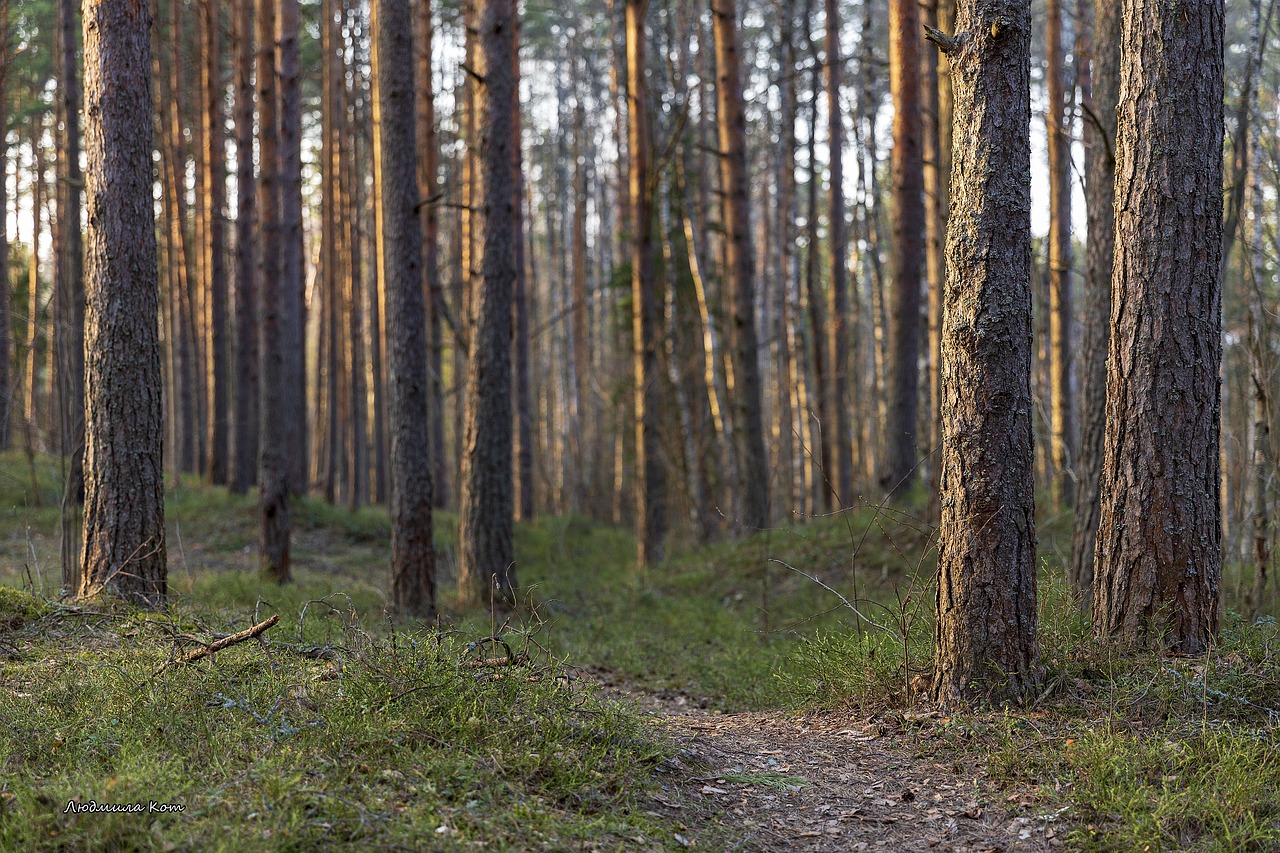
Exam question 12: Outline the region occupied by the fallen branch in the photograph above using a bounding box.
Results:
[160,614,279,671]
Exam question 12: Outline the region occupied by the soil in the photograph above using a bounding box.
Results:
[593,672,1070,852]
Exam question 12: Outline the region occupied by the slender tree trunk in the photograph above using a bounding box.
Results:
[373,0,437,617]
[322,0,342,504]
[413,0,447,510]
[342,0,368,510]
[713,0,770,531]
[825,0,853,506]
[884,0,925,497]
[804,57,832,512]
[511,40,534,525]
[231,0,258,495]
[457,0,518,607]
[0,0,9,452]
[1247,112,1270,617]
[930,2,1038,706]
[1068,0,1117,603]
[258,0,290,582]
[79,0,166,605]
[626,0,665,565]
[1046,0,1074,510]
[55,0,86,589]
[1092,0,1224,654]
[278,0,307,494]
[203,0,229,485]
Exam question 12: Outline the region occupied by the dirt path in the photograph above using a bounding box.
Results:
[595,675,1069,851]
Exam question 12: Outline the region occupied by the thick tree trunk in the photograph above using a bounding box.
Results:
[1092,0,1224,654]
[373,0,437,618]
[231,0,258,495]
[257,0,290,582]
[1068,0,1117,603]
[1046,0,1074,510]
[712,0,770,531]
[884,0,925,497]
[457,0,518,607]
[627,0,665,566]
[79,0,167,605]
[931,1,1038,706]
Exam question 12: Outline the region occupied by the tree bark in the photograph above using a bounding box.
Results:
[1092,0,1224,654]
[627,0,665,566]
[278,0,307,494]
[413,0,447,510]
[1068,0,1117,604]
[257,0,290,582]
[884,0,925,497]
[0,0,10,452]
[79,0,167,606]
[1046,0,1074,510]
[231,0,258,495]
[373,0,437,618]
[712,0,770,531]
[931,1,1038,706]
[457,0,518,607]
[203,0,229,486]
[825,0,853,506]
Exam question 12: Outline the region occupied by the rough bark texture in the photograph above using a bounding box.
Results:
[1046,0,1074,510]
[884,0,925,497]
[257,0,290,583]
[203,0,229,486]
[712,0,769,531]
[278,0,307,494]
[628,0,665,566]
[457,0,518,607]
[825,0,853,506]
[1092,0,1224,654]
[374,0,437,618]
[231,0,258,495]
[1068,0,1117,604]
[79,0,167,605]
[931,0,1038,707]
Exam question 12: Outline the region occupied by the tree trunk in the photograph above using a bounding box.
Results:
[884,0,925,497]
[413,0,447,510]
[79,0,167,605]
[825,0,853,506]
[203,0,229,486]
[55,0,85,515]
[231,0,258,495]
[1068,0,1117,604]
[712,0,770,531]
[626,0,665,566]
[257,0,290,582]
[342,0,368,510]
[930,1,1038,706]
[278,0,307,495]
[457,0,518,607]
[1046,0,1074,510]
[1092,0,1224,654]
[0,0,9,452]
[373,0,437,618]
[511,44,534,524]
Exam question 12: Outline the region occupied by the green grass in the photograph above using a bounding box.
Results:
[0,450,1277,850]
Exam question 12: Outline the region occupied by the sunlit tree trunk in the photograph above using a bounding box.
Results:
[1093,0,1224,654]
[713,0,770,531]
[203,0,229,486]
[930,1,1038,706]
[79,0,166,606]
[825,0,853,506]
[1046,0,1074,510]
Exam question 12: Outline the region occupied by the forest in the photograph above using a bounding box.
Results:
[0,0,1277,849]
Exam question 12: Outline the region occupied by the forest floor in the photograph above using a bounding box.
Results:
[0,452,1277,850]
